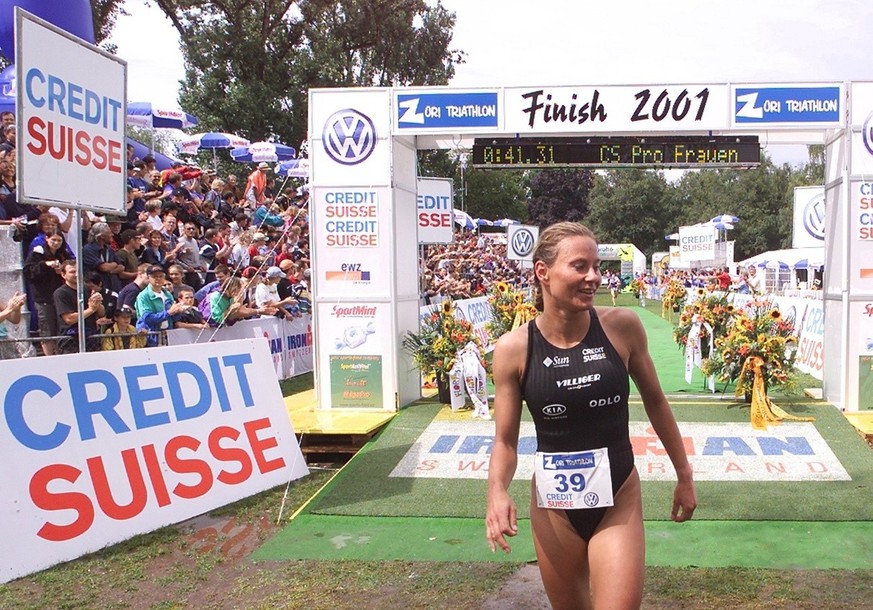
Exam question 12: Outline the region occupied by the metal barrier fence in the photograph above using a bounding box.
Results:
[0,330,168,360]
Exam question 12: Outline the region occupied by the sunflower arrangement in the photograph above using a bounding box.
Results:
[485,280,539,343]
[630,277,647,298]
[701,299,799,394]
[663,278,688,310]
[402,299,482,377]
[673,290,735,353]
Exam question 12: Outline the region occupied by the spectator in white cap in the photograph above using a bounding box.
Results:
[256,266,299,319]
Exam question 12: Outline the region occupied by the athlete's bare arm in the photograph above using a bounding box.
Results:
[486,324,528,552]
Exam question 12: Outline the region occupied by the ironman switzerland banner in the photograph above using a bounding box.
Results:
[0,339,308,583]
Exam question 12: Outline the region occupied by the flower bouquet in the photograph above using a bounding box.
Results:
[674,290,736,390]
[701,299,797,392]
[402,299,482,378]
[674,290,735,354]
[485,281,538,343]
[661,277,687,320]
[701,299,814,429]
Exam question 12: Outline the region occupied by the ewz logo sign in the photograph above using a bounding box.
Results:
[389,421,850,482]
[322,108,377,165]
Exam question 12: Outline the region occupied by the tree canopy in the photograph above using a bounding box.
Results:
[146,0,462,148]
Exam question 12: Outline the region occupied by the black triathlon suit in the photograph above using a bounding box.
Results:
[521,309,634,541]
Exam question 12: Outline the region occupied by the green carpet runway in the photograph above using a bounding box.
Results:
[255,304,873,569]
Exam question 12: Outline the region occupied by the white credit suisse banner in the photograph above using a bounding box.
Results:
[678,224,717,262]
[0,340,308,583]
[17,11,126,213]
[502,84,730,133]
[166,316,314,380]
[312,186,391,298]
[417,177,454,244]
[390,421,849,482]
[421,296,493,355]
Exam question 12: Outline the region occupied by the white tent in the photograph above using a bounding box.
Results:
[739,247,825,270]
[738,247,824,292]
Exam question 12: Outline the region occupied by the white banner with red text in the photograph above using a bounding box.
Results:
[166,315,314,380]
[0,339,308,583]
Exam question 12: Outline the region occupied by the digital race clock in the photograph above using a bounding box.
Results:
[471,136,760,169]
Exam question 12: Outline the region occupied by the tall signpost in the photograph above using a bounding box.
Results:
[16,9,127,351]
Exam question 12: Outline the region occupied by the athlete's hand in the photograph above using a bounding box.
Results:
[671,478,697,522]
[486,489,518,553]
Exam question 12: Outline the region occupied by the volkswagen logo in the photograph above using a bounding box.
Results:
[803,193,826,241]
[865,111,873,157]
[322,108,377,165]
[511,228,535,257]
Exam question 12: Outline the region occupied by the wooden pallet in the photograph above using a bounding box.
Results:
[285,390,396,462]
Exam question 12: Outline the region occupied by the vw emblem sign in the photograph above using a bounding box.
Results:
[322,108,377,165]
[803,192,826,241]
[507,225,539,261]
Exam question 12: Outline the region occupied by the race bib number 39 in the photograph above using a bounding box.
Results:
[534,448,614,510]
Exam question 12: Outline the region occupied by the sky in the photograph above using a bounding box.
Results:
[108,0,873,165]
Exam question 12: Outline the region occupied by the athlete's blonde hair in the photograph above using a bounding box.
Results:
[532,222,598,311]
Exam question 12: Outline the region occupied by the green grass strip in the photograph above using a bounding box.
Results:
[645,520,873,569]
[254,515,873,569]
[253,514,535,562]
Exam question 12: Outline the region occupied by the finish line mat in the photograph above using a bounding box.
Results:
[306,400,873,522]
[253,516,873,569]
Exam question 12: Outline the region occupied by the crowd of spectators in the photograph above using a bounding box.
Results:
[0,112,313,358]
[420,230,532,303]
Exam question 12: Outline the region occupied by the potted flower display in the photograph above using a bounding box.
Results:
[402,299,483,403]
[662,278,688,318]
[674,290,735,357]
[701,299,815,429]
[485,280,539,344]
[701,299,798,399]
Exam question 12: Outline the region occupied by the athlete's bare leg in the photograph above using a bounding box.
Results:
[530,471,644,610]
[530,479,591,610]
[588,470,645,609]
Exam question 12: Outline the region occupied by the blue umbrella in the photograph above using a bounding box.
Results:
[493,218,520,227]
[275,158,310,178]
[665,233,680,241]
[127,102,199,129]
[177,132,250,155]
[0,64,14,115]
[231,141,296,163]
[711,214,739,225]
[453,208,474,230]
[475,218,493,227]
